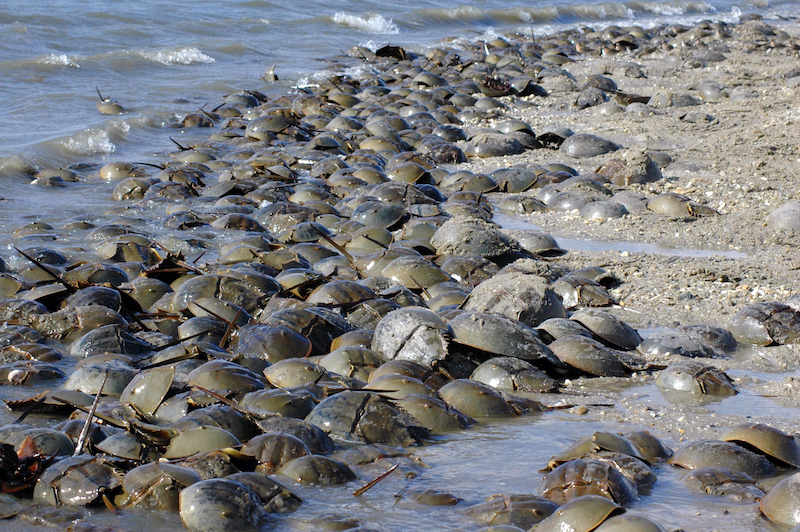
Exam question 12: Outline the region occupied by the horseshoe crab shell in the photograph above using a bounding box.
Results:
[533,495,622,532]
[668,440,777,477]
[728,302,800,346]
[448,311,562,367]
[179,478,267,532]
[721,423,800,468]
[542,459,638,506]
[371,307,451,369]
[760,472,800,527]
[463,272,566,328]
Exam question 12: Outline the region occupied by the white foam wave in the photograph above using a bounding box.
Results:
[626,1,715,17]
[138,47,215,66]
[37,54,80,68]
[332,12,399,34]
[58,130,115,156]
[56,120,130,157]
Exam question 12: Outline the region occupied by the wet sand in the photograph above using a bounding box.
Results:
[455,17,800,443]
[3,14,800,532]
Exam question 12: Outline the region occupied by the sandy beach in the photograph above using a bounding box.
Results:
[3,12,800,532]
[438,17,800,441]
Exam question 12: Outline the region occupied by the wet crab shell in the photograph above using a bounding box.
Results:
[33,455,122,506]
[533,495,623,532]
[305,390,428,446]
[655,360,736,397]
[541,459,638,507]
[548,335,643,377]
[668,440,778,478]
[680,467,765,501]
[371,307,451,369]
[438,379,545,418]
[470,357,557,393]
[721,422,800,468]
[179,477,267,532]
[116,462,201,510]
[278,455,356,485]
[465,493,558,528]
[760,472,800,527]
[728,301,800,346]
[448,311,563,369]
[593,514,668,532]
[569,309,641,351]
[546,432,646,470]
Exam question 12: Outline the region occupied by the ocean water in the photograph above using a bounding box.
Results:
[0,4,797,531]
[1,0,798,172]
[0,0,796,250]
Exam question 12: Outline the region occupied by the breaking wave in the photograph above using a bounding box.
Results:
[332,12,400,34]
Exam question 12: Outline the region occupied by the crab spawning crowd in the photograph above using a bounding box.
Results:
[2,12,800,532]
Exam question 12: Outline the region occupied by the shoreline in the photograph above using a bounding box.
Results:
[1,12,800,532]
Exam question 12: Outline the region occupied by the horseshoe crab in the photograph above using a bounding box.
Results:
[655,360,737,397]
[680,467,764,501]
[119,366,174,416]
[625,431,673,462]
[559,134,619,158]
[305,390,428,446]
[115,462,200,510]
[255,417,334,455]
[179,477,279,532]
[63,360,137,395]
[546,432,646,470]
[463,272,566,328]
[668,440,777,477]
[430,217,517,259]
[569,309,641,351]
[593,514,668,532]
[33,455,122,506]
[438,379,545,418]
[4,427,74,457]
[393,394,474,432]
[533,495,623,532]
[70,324,153,359]
[760,472,800,527]
[553,274,616,309]
[542,459,638,506]
[240,388,316,419]
[548,335,644,377]
[185,359,265,397]
[447,311,563,370]
[163,426,242,459]
[465,494,558,528]
[278,455,356,485]
[721,422,800,468]
[262,306,353,356]
[638,329,723,361]
[365,374,437,400]
[647,192,717,218]
[263,359,328,388]
[470,357,557,393]
[371,307,451,369]
[233,324,312,363]
[317,346,384,381]
[241,433,310,472]
[728,301,800,346]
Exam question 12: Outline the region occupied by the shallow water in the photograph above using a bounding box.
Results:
[1,2,800,531]
[1,404,785,531]
[494,212,748,259]
[2,0,800,171]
